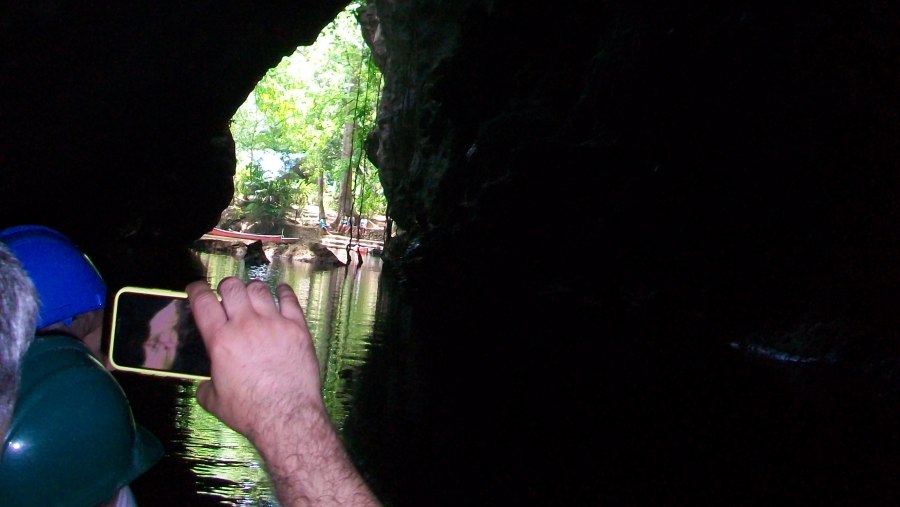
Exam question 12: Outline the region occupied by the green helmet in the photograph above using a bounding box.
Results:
[0,335,163,506]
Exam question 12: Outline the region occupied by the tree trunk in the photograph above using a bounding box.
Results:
[333,122,356,227]
[317,169,326,221]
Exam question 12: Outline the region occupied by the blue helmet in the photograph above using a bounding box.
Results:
[0,225,106,329]
[0,335,163,506]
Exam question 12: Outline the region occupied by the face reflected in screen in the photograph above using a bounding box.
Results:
[143,300,179,369]
[110,288,211,380]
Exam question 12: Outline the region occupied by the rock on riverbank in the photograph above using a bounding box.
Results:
[192,225,344,266]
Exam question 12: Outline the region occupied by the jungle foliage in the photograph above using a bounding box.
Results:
[226,4,384,229]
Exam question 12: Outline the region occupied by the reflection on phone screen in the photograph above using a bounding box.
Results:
[111,289,210,379]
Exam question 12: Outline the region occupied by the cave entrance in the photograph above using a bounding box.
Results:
[220,4,385,244]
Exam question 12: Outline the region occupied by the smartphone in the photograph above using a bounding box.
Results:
[109,286,211,381]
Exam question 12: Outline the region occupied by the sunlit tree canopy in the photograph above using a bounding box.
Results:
[228,4,383,228]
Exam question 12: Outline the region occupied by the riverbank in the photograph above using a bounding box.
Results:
[193,223,382,266]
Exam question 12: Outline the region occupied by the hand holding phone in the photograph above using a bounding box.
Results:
[185,278,380,506]
[187,278,324,434]
[109,287,211,380]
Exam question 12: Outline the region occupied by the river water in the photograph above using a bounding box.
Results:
[120,250,385,506]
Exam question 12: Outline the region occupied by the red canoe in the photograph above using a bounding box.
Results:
[207,227,301,244]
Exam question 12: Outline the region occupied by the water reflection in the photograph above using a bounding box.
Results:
[173,383,274,506]
[164,251,382,506]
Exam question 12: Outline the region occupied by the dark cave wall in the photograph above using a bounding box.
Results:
[367,0,900,348]
[355,2,900,505]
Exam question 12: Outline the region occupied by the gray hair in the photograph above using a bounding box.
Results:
[0,242,39,431]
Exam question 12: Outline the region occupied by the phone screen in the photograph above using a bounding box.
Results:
[109,286,211,380]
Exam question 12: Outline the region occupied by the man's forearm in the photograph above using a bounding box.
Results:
[253,403,380,507]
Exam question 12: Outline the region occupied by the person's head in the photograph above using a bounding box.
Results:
[147,298,208,375]
[0,225,107,359]
[0,243,39,438]
[143,299,180,369]
[0,335,163,506]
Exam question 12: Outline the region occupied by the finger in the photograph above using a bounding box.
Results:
[186,280,227,339]
[246,280,278,316]
[195,380,217,413]
[217,277,254,321]
[275,283,306,324]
